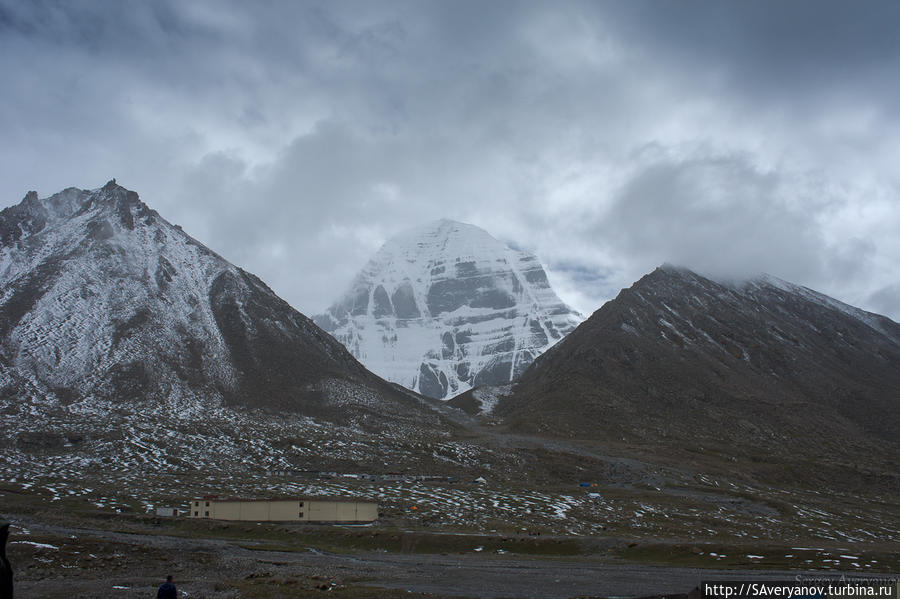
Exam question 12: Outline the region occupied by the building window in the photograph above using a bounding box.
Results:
[205,511,209,517]
[205,501,210,507]
[299,501,304,507]
[299,512,304,518]
[194,501,199,507]
[194,511,198,517]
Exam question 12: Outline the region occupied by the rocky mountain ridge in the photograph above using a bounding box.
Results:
[0,180,439,428]
[472,265,900,486]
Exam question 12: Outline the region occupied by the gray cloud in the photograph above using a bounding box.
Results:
[868,284,900,319]
[1,0,899,321]
[602,155,829,281]
[604,1,900,94]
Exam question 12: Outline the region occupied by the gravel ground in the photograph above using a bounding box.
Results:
[8,516,889,599]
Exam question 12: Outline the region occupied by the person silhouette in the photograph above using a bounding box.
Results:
[0,518,12,599]
[157,574,176,599]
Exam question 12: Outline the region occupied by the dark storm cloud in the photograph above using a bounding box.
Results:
[1,0,899,320]
[602,1,900,99]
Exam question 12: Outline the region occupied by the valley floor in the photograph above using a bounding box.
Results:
[3,398,898,597]
[5,507,898,599]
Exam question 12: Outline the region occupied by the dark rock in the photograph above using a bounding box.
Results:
[418,363,447,399]
[16,431,66,451]
[391,282,420,319]
[155,256,176,290]
[372,285,392,318]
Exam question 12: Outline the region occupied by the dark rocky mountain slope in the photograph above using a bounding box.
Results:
[487,265,900,486]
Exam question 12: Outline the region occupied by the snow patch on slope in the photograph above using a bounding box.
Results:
[472,385,511,416]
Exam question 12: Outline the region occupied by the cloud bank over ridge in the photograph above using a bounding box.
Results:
[2,0,899,319]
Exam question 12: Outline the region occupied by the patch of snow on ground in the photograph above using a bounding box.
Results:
[12,541,59,550]
[472,385,511,416]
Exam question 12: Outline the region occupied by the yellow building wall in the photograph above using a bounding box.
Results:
[307,500,339,522]
[268,500,304,521]
[355,502,378,522]
[188,499,376,522]
[335,502,358,521]
[241,501,270,521]
[211,502,241,520]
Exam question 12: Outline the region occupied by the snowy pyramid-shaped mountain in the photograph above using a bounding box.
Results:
[314,219,582,399]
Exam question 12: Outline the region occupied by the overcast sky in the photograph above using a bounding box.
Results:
[2,0,899,321]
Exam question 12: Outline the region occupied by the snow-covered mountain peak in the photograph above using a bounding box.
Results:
[379,218,503,260]
[315,219,583,399]
[0,181,436,424]
[3,180,147,239]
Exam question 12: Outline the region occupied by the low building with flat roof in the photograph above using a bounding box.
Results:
[187,496,377,523]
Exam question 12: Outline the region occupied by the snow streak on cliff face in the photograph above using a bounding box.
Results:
[314,219,582,399]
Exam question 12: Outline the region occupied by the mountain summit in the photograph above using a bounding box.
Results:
[492,265,900,481]
[0,181,432,426]
[314,219,582,399]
